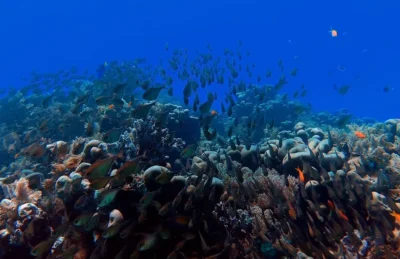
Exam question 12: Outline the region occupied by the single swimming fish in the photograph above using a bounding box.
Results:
[287,201,297,220]
[295,167,305,183]
[390,211,400,224]
[355,131,366,139]
[337,210,349,221]
[327,200,335,210]
[138,233,158,251]
[329,27,338,37]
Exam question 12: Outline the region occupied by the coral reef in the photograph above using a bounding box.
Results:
[0,46,399,258]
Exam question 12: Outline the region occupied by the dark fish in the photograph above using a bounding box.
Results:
[143,86,165,101]
[194,94,200,105]
[23,129,37,145]
[231,85,237,95]
[113,83,127,95]
[141,80,151,90]
[227,125,233,137]
[111,96,124,108]
[131,101,156,119]
[168,87,173,96]
[221,103,225,113]
[115,157,145,182]
[227,105,233,117]
[269,119,274,129]
[217,136,226,147]
[337,85,350,95]
[199,100,213,114]
[207,92,215,102]
[41,94,55,108]
[203,127,217,140]
[98,189,119,207]
[274,75,288,91]
[90,177,112,190]
[31,237,57,257]
[235,136,240,146]
[293,104,309,114]
[166,76,173,86]
[199,114,216,128]
[75,94,90,104]
[86,156,115,180]
[337,114,352,128]
[2,175,18,184]
[95,96,110,106]
[258,91,265,102]
[226,93,236,106]
[183,81,192,98]
[38,119,49,132]
[181,144,197,158]
[103,128,122,143]
[71,101,84,114]
[233,117,239,127]
[383,85,390,92]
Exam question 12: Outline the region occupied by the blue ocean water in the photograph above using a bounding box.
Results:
[0,0,399,121]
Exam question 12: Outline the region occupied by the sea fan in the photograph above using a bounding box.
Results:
[15,178,30,203]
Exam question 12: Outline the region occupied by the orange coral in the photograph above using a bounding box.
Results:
[15,178,30,203]
[29,191,42,204]
[52,163,67,175]
[43,179,54,192]
[64,155,83,170]
[71,137,86,155]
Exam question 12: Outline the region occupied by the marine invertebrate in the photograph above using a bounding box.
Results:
[51,163,67,176]
[64,155,83,169]
[15,178,30,203]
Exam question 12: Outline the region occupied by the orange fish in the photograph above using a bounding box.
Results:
[172,215,190,226]
[307,222,314,237]
[287,201,297,220]
[14,153,19,159]
[355,131,366,139]
[295,167,305,183]
[337,210,349,221]
[329,28,338,37]
[327,200,335,210]
[211,110,218,116]
[108,104,115,110]
[390,211,400,224]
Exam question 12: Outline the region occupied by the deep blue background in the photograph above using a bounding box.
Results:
[0,0,399,121]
